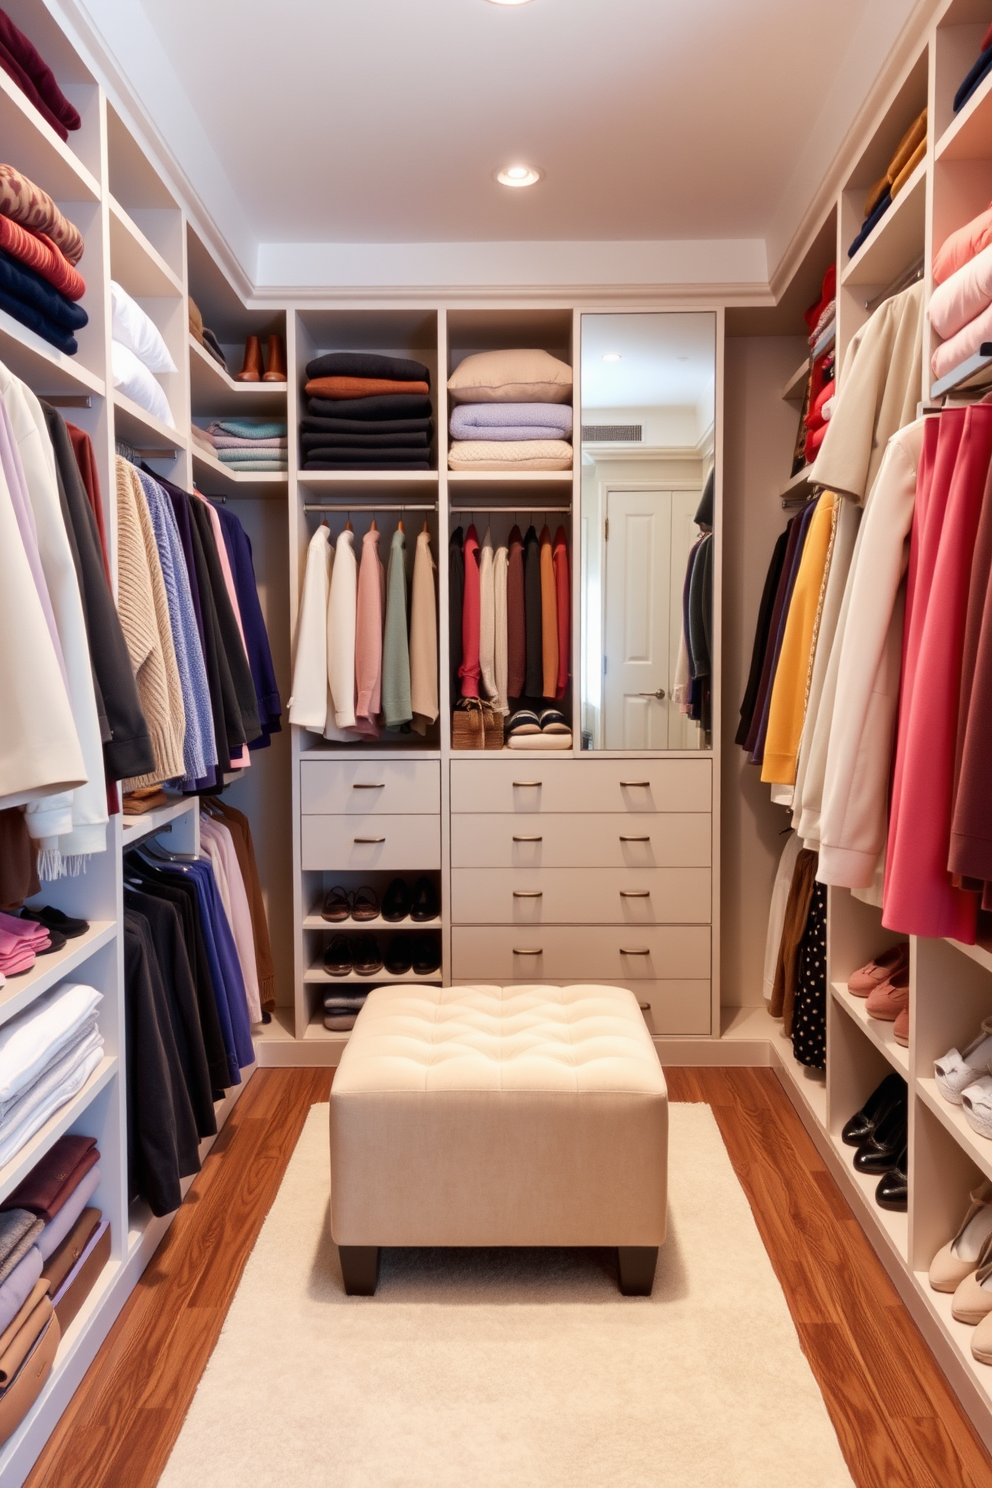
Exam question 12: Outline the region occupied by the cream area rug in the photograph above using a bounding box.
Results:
[160,1103,854,1488]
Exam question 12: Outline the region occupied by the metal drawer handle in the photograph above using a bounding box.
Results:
[354,836,386,844]
[621,947,651,956]
[620,890,650,898]
[513,835,543,842]
[513,947,543,955]
[619,835,650,843]
[513,780,542,788]
[620,781,651,788]
[513,890,543,898]
[639,1002,651,1012]
[352,782,385,789]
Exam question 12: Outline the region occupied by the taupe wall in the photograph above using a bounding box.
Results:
[720,335,807,1007]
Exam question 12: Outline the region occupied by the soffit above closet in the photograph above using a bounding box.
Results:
[132,0,883,246]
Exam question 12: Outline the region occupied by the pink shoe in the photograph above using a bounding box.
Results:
[866,969,909,1022]
[848,943,909,996]
[893,1006,909,1047]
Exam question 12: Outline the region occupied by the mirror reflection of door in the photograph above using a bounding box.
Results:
[603,489,702,749]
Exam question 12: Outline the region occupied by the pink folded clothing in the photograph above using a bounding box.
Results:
[0,913,48,945]
[933,201,992,286]
[931,300,992,379]
[929,242,992,341]
[0,951,35,976]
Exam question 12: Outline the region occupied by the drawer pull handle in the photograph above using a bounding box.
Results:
[620,835,650,843]
[352,782,385,789]
[513,835,543,842]
[513,780,542,788]
[513,890,543,898]
[620,890,650,898]
[513,947,543,955]
[354,836,386,844]
[620,781,651,788]
[639,1002,651,1012]
[621,947,651,956]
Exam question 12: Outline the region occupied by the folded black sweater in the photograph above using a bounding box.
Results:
[305,351,430,384]
[300,430,430,449]
[300,414,433,437]
[308,393,432,421]
[302,446,431,465]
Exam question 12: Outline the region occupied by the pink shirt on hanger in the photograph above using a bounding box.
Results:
[459,524,481,698]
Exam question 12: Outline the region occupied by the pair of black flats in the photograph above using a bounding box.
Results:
[324,931,441,978]
[842,1071,908,1211]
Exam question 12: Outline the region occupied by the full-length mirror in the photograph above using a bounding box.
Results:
[580,312,716,751]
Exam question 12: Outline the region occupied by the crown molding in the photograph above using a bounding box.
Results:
[243,280,775,310]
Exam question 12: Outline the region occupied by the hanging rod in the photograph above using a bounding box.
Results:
[303,503,436,513]
[42,393,91,408]
[449,504,571,513]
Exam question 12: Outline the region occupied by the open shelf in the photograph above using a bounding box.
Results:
[189,336,288,416]
[781,359,809,402]
[829,1128,908,1259]
[191,445,287,491]
[950,939,992,976]
[0,1056,117,1208]
[304,965,443,986]
[830,980,910,1075]
[108,196,183,298]
[448,469,573,483]
[842,158,927,287]
[771,1023,828,1128]
[303,1013,353,1045]
[779,466,814,506]
[937,61,992,161]
[112,392,184,453]
[121,796,197,847]
[0,308,104,399]
[0,69,100,202]
[302,912,441,930]
[298,470,439,487]
[918,1076,992,1185]
[913,1272,992,1403]
[0,922,115,1028]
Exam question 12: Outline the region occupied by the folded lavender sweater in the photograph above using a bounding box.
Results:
[449,402,573,442]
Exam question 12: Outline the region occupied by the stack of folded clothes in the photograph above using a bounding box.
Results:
[929,203,992,381]
[0,913,51,979]
[848,108,927,259]
[322,989,369,1032]
[953,20,992,117]
[447,348,573,471]
[0,982,104,1168]
[110,279,177,428]
[793,264,836,471]
[195,418,288,472]
[188,296,229,373]
[0,163,87,353]
[0,5,81,141]
[300,352,433,470]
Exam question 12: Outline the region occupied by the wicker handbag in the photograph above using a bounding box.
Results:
[452,699,504,750]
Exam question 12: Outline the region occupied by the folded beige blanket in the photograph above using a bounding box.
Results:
[448,438,572,471]
[506,732,573,750]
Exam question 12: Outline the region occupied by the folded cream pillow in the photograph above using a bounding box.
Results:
[110,281,176,373]
[447,348,572,405]
[448,438,572,471]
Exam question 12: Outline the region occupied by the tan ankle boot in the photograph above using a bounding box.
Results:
[262,334,287,382]
[235,334,262,382]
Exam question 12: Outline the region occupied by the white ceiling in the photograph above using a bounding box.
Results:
[67,0,921,290]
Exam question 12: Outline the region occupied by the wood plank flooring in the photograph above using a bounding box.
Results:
[23,1065,992,1488]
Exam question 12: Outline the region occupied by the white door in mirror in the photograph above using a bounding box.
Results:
[603,488,672,749]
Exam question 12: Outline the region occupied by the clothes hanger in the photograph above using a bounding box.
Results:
[398,517,404,533]
[346,511,353,531]
[370,515,377,532]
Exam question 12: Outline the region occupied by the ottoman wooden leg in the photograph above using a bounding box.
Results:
[617,1246,658,1296]
[340,1245,380,1296]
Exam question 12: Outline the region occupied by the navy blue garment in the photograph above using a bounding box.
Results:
[216,507,282,749]
[955,43,992,113]
[0,245,87,337]
[847,189,892,258]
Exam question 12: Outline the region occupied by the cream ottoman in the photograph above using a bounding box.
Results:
[329,983,668,1296]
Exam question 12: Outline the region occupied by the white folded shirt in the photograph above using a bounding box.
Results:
[0,983,102,1108]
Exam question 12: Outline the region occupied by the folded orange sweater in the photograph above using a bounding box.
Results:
[305,376,430,400]
[0,216,84,299]
[0,164,83,264]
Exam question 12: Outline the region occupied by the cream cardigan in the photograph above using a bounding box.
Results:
[287,524,333,732]
[409,529,438,734]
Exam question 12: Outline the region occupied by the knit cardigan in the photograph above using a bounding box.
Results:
[409,529,438,734]
[115,459,186,788]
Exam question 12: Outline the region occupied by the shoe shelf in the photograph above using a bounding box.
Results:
[108,196,183,298]
[0,307,105,400]
[304,966,443,986]
[917,1077,992,1186]
[769,1022,828,1127]
[302,913,441,930]
[913,1274,992,1407]
[0,921,116,1029]
[188,336,289,417]
[828,1127,909,1261]
[0,68,100,202]
[830,980,910,1076]
[0,1055,116,1209]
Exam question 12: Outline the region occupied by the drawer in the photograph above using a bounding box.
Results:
[450,812,711,868]
[450,925,710,982]
[452,978,712,1037]
[450,868,711,925]
[301,814,440,871]
[450,757,711,814]
[301,759,440,815]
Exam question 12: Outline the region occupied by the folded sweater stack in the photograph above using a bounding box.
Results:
[953,19,992,116]
[795,264,836,469]
[447,348,573,471]
[929,202,992,380]
[0,913,50,979]
[0,983,103,1170]
[848,108,927,259]
[195,418,288,473]
[301,352,433,470]
[0,164,87,354]
[0,6,81,142]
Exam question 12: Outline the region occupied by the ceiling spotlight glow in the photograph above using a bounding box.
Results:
[495,163,543,188]
[601,352,622,362]
[486,0,534,5]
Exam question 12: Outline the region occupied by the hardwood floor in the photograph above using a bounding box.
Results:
[23,1065,992,1488]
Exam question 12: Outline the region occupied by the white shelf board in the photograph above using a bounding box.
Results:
[937,64,992,162]
[918,1076,992,1185]
[771,1024,828,1128]
[298,470,439,486]
[0,921,116,1028]
[779,466,814,505]
[949,939,992,977]
[0,1055,117,1208]
[930,348,992,400]
[191,445,287,491]
[108,196,183,298]
[828,1128,908,1260]
[121,795,197,846]
[842,159,927,288]
[189,336,288,416]
[448,469,572,482]
[0,70,100,202]
[781,359,809,402]
[912,1271,992,1405]
[303,911,441,930]
[0,308,105,399]
[305,965,443,986]
[113,392,185,453]
[830,980,910,1075]
[303,1016,353,1045]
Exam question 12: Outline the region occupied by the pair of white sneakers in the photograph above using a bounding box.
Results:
[935,1018,992,1137]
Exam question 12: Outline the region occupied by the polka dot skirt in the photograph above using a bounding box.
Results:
[793,881,826,1070]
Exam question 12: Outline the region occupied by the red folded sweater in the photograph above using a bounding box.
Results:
[0,8,80,142]
[0,215,84,298]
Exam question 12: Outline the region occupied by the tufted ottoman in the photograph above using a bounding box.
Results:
[329,983,668,1296]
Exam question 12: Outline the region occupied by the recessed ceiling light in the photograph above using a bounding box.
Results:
[486,0,534,6]
[495,163,543,188]
[602,352,622,362]
[676,355,690,362]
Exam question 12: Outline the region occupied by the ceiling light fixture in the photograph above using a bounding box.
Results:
[486,0,534,6]
[495,163,543,188]
[601,353,622,362]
